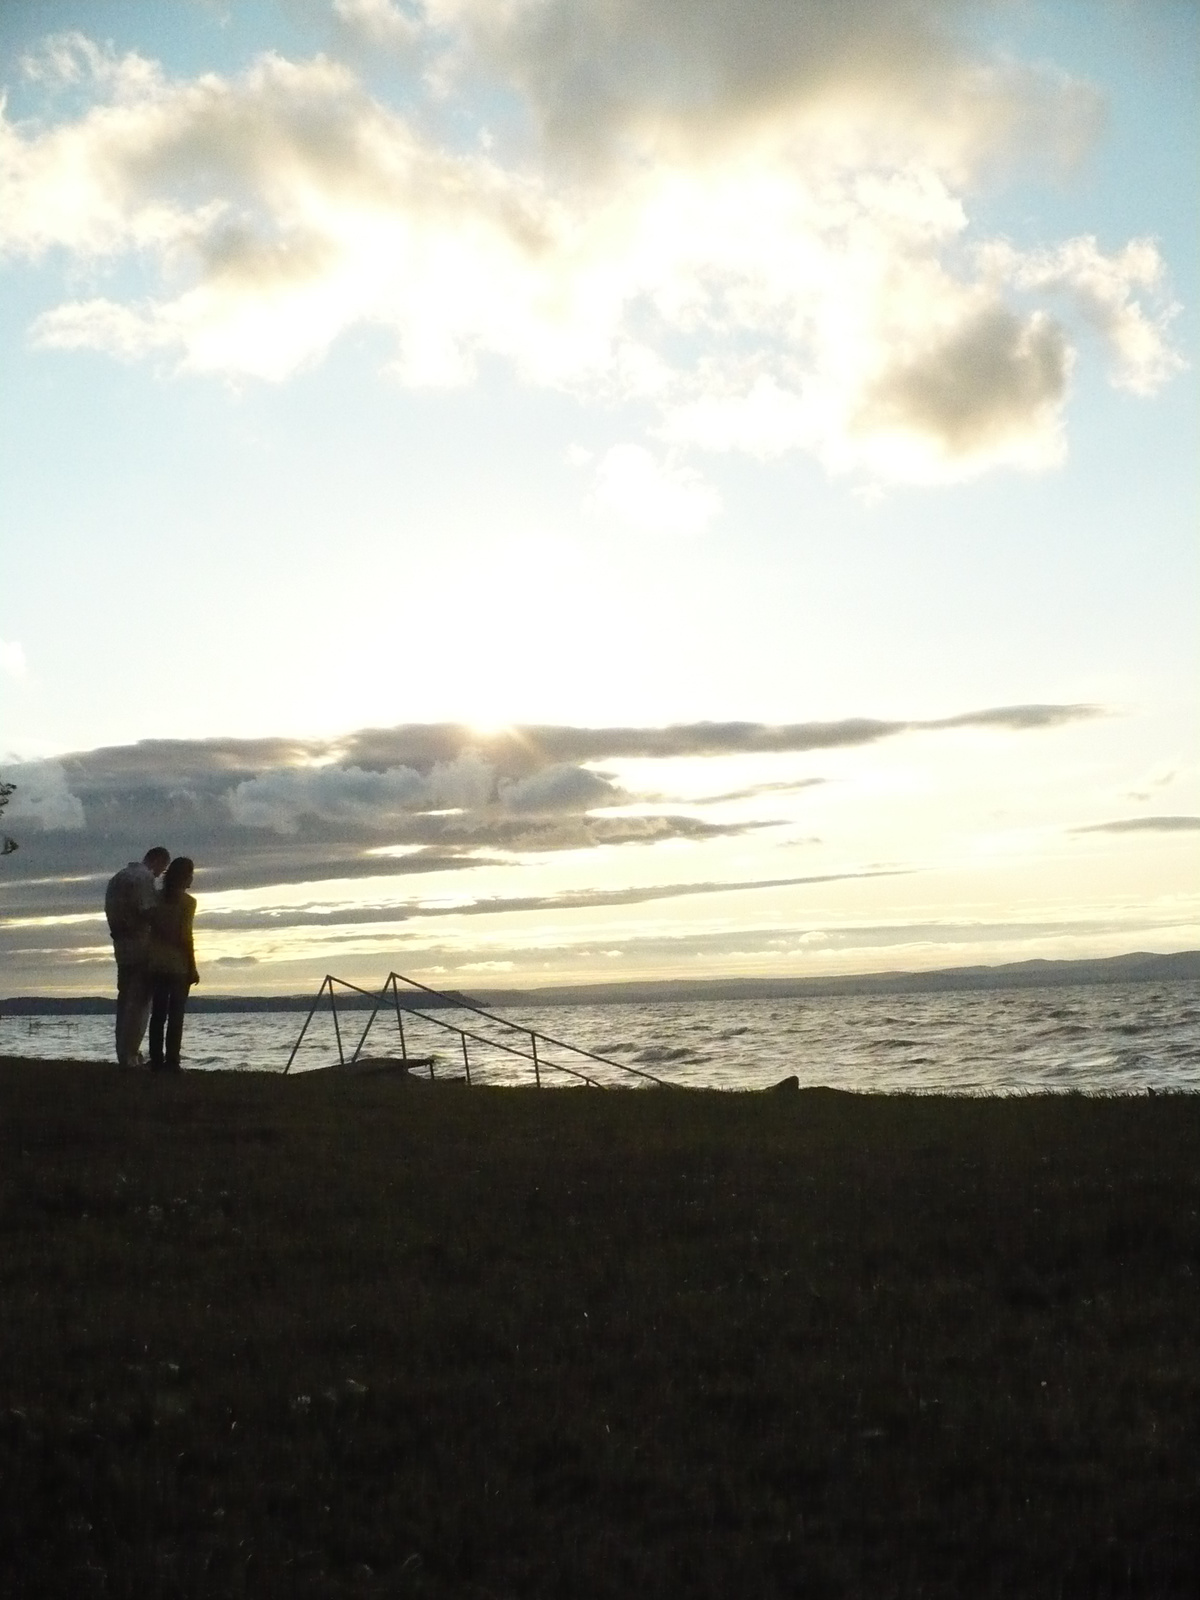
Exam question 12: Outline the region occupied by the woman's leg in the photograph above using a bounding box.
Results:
[164,979,190,1069]
[148,976,169,1069]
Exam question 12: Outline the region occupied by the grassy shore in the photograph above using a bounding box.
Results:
[2,1059,1197,1598]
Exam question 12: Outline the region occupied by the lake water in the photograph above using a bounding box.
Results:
[3,980,1199,1094]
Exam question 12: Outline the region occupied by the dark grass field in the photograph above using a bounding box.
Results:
[1,1059,1197,1598]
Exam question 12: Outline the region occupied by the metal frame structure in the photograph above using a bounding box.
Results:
[284,970,670,1088]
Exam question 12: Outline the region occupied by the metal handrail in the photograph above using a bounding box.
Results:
[284,969,669,1088]
[346,972,605,1086]
[384,970,670,1087]
[375,996,604,1089]
[288,975,594,1084]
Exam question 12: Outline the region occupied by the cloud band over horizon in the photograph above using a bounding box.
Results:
[1,698,1192,991]
[0,698,1103,943]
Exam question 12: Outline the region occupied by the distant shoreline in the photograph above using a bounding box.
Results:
[3,948,1197,1015]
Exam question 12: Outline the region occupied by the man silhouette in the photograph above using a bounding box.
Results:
[105,847,170,1067]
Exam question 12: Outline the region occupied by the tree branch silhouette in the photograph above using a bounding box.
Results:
[1,779,17,855]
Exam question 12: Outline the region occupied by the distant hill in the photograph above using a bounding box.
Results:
[3,950,1198,1015]
[483,950,1200,1007]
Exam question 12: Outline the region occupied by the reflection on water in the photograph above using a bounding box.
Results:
[3,980,1199,1094]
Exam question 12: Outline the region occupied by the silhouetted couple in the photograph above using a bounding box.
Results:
[104,849,200,1071]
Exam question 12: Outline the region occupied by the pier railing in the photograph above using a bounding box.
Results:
[284,970,669,1088]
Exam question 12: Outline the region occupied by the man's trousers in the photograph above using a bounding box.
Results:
[115,963,152,1066]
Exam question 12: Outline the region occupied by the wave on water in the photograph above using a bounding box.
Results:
[3,980,1199,1094]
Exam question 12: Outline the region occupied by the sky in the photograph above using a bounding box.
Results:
[0,0,1196,997]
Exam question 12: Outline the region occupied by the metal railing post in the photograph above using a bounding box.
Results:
[461,1033,472,1085]
[284,975,329,1074]
[390,974,409,1062]
[531,1032,541,1087]
[329,983,345,1066]
[350,994,381,1066]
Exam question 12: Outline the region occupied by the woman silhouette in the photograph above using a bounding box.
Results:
[147,856,199,1071]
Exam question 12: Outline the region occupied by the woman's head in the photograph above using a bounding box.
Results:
[162,856,195,899]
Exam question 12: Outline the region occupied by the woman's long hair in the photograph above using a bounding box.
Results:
[161,856,194,902]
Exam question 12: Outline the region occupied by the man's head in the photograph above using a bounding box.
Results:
[143,847,170,878]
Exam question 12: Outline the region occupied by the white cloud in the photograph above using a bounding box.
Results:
[6,49,571,385]
[20,31,162,99]
[0,639,27,678]
[3,762,86,831]
[591,444,721,535]
[0,10,1181,481]
[498,763,618,811]
[428,0,1103,177]
[982,235,1184,396]
[226,762,428,832]
[332,0,424,50]
[224,753,618,830]
[422,754,496,809]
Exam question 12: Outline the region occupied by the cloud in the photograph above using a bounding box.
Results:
[332,0,423,51]
[857,304,1070,474]
[1127,765,1178,802]
[1073,815,1200,835]
[687,778,828,805]
[18,31,161,97]
[225,753,622,831]
[226,762,430,833]
[0,704,1100,915]
[433,0,1101,174]
[982,235,1184,396]
[497,762,620,812]
[932,704,1099,733]
[5,704,1173,988]
[2,762,86,832]
[0,869,906,957]
[0,15,1179,482]
[0,639,27,678]
[589,443,721,535]
[139,866,908,933]
[10,44,561,385]
[345,704,1102,771]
